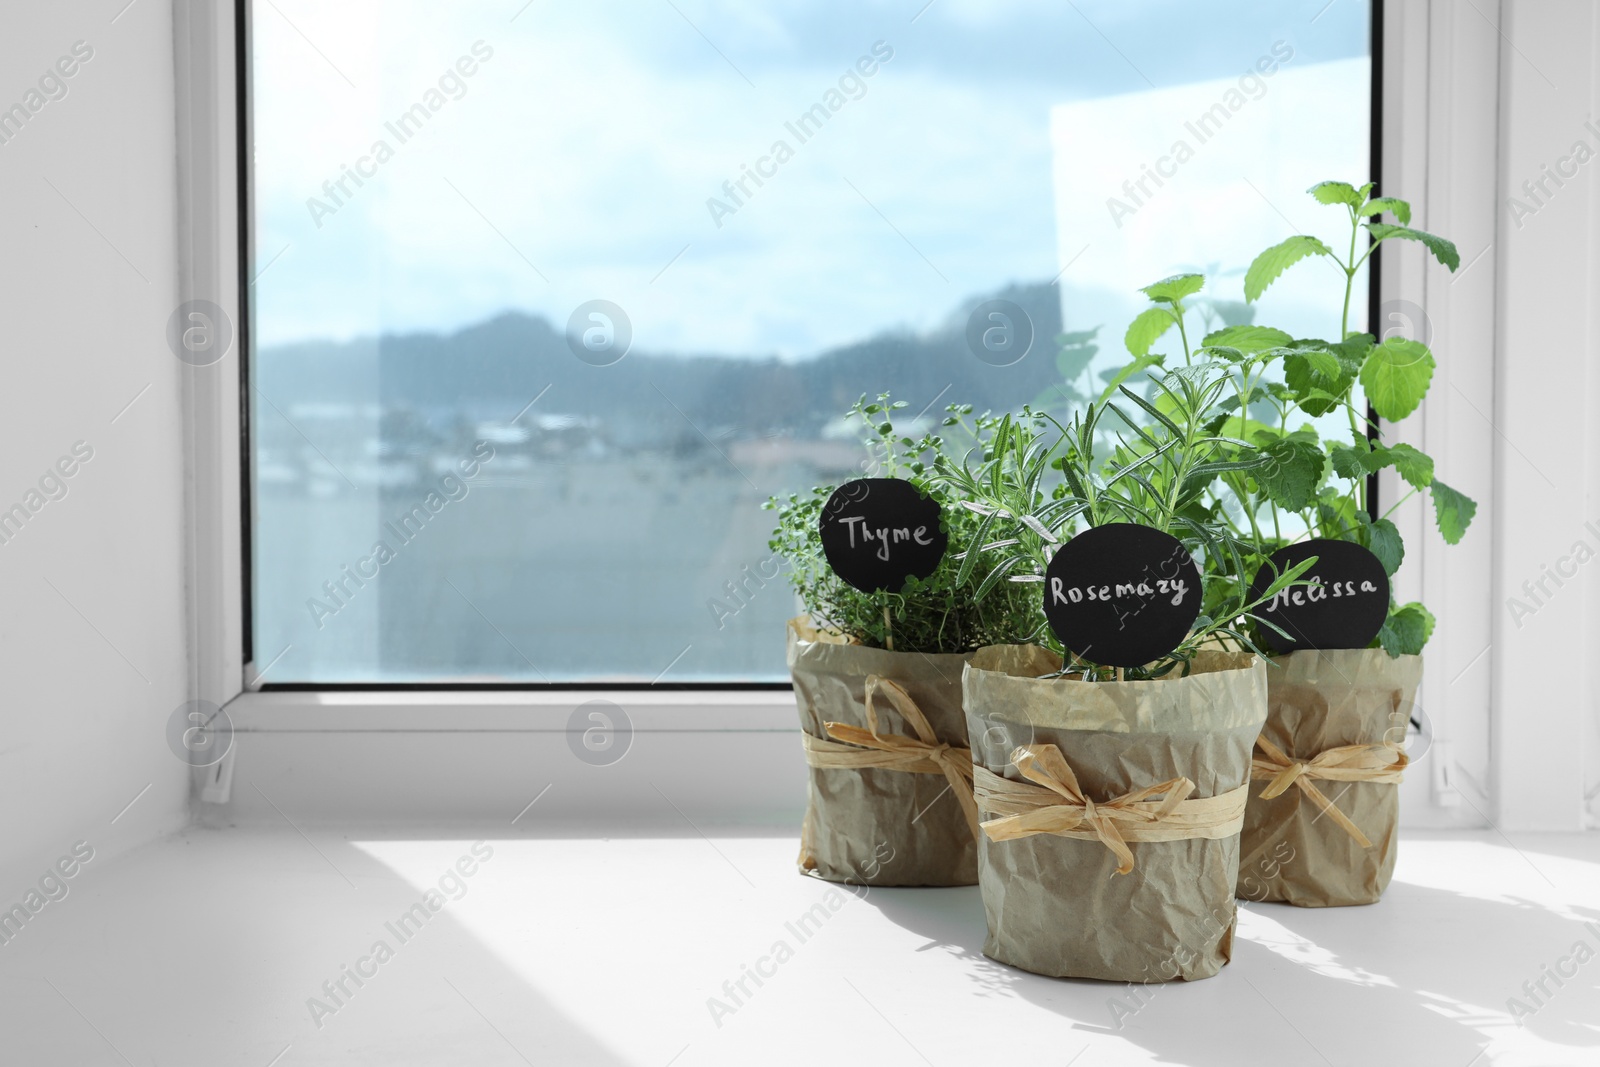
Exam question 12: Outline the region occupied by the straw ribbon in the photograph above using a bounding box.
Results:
[973,744,1249,876]
[800,676,981,843]
[1251,736,1408,849]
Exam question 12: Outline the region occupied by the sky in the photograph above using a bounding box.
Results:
[251,0,1371,357]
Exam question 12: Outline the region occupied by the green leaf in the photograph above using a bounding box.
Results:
[1097,354,1162,405]
[1284,347,1354,416]
[1376,442,1435,489]
[1367,222,1461,271]
[1201,324,1293,354]
[1378,601,1435,657]
[1361,197,1412,225]
[1329,333,1375,371]
[1316,488,1362,540]
[1308,180,1364,206]
[1330,444,1368,480]
[1124,307,1176,358]
[1366,518,1405,576]
[1140,273,1205,304]
[1431,479,1477,545]
[1255,437,1325,511]
[1359,336,1436,421]
[1296,348,1343,383]
[1245,235,1334,302]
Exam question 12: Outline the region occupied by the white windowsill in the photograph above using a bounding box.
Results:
[223,687,800,732]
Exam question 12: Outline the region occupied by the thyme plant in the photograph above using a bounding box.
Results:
[765,394,1039,654]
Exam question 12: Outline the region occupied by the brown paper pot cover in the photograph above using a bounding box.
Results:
[1238,649,1423,907]
[963,645,1267,982]
[788,617,977,887]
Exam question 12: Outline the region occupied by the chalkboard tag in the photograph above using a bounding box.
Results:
[1043,523,1202,669]
[1248,539,1389,654]
[818,478,947,594]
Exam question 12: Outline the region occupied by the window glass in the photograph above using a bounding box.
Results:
[250,0,1371,683]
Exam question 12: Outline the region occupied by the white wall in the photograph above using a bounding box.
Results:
[1490,0,1600,830]
[0,3,191,872]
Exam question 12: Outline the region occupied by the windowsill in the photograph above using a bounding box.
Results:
[224,687,799,732]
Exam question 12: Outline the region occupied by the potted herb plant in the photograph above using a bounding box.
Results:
[1113,182,1472,907]
[765,395,1037,887]
[932,362,1309,981]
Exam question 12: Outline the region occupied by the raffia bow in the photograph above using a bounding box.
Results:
[801,676,981,843]
[1251,736,1407,849]
[973,744,1249,875]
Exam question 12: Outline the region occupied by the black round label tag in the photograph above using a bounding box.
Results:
[818,478,947,593]
[1248,539,1389,654]
[1043,523,1202,669]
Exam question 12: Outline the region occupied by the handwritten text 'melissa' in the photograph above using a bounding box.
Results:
[1051,577,1189,607]
[1262,576,1379,612]
[835,516,935,562]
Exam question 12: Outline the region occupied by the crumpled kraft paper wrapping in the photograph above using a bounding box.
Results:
[1238,649,1423,907]
[788,617,977,886]
[963,645,1267,982]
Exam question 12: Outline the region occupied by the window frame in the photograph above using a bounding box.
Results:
[222,0,1388,698]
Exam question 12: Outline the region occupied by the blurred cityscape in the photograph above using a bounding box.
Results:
[253,280,1077,682]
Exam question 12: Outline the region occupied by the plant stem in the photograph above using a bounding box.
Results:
[1340,205,1358,340]
[1380,487,1420,522]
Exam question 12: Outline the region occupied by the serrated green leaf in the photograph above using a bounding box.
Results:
[1255,437,1324,511]
[1360,336,1436,421]
[1330,444,1368,480]
[1245,235,1334,302]
[1377,442,1435,489]
[1201,324,1294,354]
[1330,332,1375,371]
[1367,222,1461,271]
[1378,601,1434,656]
[1299,349,1343,383]
[1125,307,1176,358]
[1140,273,1206,303]
[1431,479,1477,545]
[1366,517,1405,576]
[1361,197,1412,224]
[1284,347,1354,416]
[1309,180,1364,206]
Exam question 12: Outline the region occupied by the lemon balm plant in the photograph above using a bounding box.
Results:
[1112,181,1474,655]
[1100,182,1470,909]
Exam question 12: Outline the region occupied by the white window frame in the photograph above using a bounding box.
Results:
[180,0,1586,830]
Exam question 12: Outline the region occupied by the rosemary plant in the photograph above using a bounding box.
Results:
[931,364,1315,680]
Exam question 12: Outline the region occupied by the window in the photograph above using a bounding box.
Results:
[246,0,1372,684]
